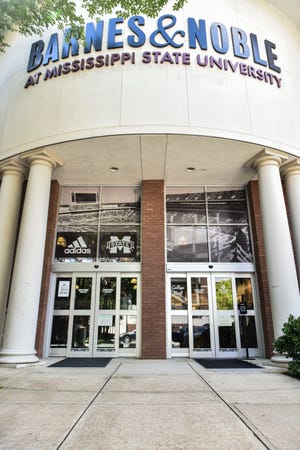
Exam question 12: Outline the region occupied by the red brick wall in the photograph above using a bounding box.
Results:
[141,180,166,359]
[247,180,274,358]
[35,180,60,357]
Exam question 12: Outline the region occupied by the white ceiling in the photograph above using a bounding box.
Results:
[50,134,264,186]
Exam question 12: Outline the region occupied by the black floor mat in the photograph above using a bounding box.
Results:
[49,358,112,368]
[194,358,262,369]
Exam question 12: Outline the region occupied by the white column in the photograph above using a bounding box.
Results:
[0,160,27,345]
[0,150,63,364]
[281,159,300,281]
[248,150,300,342]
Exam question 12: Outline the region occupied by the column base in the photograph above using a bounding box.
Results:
[0,349,39,364]
[271,354,292,364]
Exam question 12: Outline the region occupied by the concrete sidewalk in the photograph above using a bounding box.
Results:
[0,358,299,449]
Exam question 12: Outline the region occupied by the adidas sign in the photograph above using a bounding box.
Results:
[64,236,91,255]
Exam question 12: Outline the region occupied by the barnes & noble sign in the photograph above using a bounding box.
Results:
[24,14,282,89]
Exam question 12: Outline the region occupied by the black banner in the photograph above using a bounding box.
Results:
[55,232,97,259]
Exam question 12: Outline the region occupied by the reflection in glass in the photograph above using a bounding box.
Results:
[236,278,254,309]
[166,202,206,224]
[50,316,69,347]
[171,278,187,310]
[206,188,246,201]
[55,186,141,263]
[239,316,258,348]
[72,316,89,349]
[172,316,188,348]
[57,210,99,227]
[54,278,72,310]
[119,315,136,348]
[193,316,211,350]
[74,278,92,309]
[101,208,140,224]
[99,277,116,309]
[191,277,208,310]
[215,278,233,310]
[167,226,208,262]
[208,200,248,224]
[218,315,236,349]
[120,278,137,310]
[209,226,252,262]
[97,315,115,349]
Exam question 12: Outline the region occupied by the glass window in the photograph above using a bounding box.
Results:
[166,202,206,224]
[166,187,206,224]
[55,186,140,263]
[208,200,248,224]
[166,186,252,263]
[96,315,116,349]
[170,278,188,310]
[50,316,69,347]
[74,277,92,309]
[54,278,72,310]
[71,316,90,349]
[192,316,211,350]
[120,278,137,310]
[171,316,189,348]
[218,315,237,349]
[191,277,209,310]
[215,278,234,310]
[99,277,117,309]
[209,226,252,262]
[101,208,140,224]
[239,316,258,348]
[167,226,208,262]
[236,278,254,310]
[119,315,136,348]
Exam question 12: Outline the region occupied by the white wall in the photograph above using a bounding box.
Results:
[0,0,300,161]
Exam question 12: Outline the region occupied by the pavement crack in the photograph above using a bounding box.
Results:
[55,362,122,450]
[188,363,272,450]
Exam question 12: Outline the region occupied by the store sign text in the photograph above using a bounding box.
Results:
[24,14,282,89]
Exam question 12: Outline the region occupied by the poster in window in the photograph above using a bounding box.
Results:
[55,232,97,259]
[58,280,70,298]
[100,232,137,259]
[215,279,233,310]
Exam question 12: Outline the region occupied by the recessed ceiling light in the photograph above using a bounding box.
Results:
[109,167,119,172]
[186,167,195,173]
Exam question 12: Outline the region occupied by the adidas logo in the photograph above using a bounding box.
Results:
[64,236,91,255]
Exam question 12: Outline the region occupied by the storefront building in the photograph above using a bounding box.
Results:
[0,0,300,363]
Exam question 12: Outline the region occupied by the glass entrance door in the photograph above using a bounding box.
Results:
[168,273,260,358]
[49,272,140,357]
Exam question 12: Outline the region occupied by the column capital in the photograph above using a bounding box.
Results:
[0,158,28,178]
[281,158,300,178]
[20,149,63,170]
[245,149,288,170]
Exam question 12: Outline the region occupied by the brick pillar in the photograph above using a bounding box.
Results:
[141,180,166,359]
[247,180,274,357]
[35,180,60,358]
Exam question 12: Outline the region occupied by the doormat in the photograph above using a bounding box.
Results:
[49,358,112,368]
[194,358,263,369]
